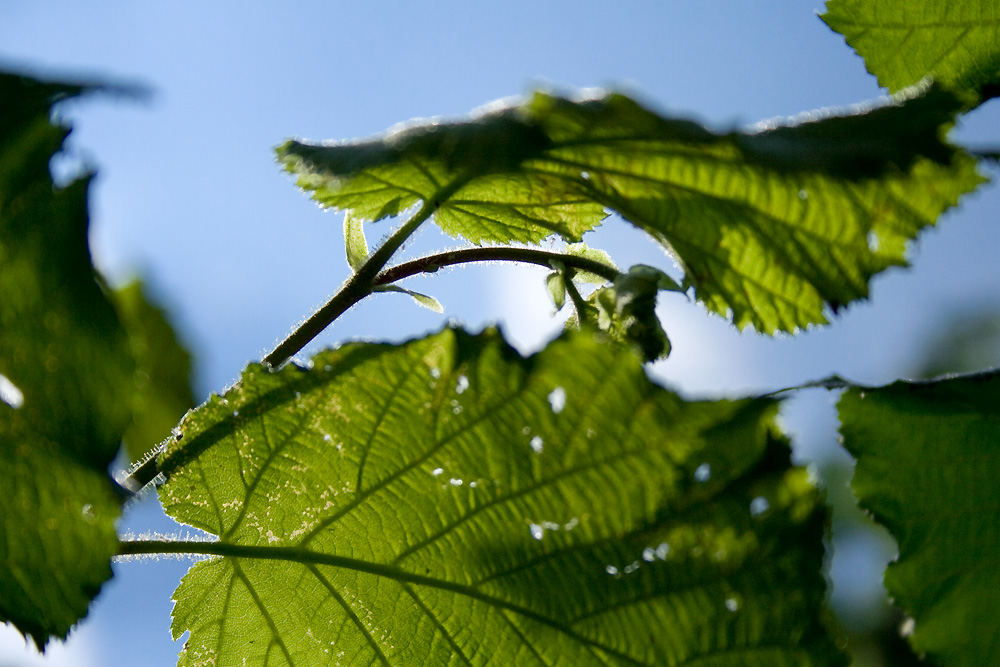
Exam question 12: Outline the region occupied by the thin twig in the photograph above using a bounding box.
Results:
[373,246,620,286]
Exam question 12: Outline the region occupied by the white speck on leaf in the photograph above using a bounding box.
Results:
[694,463,711,482]
[750,496,770,516]
[0,374,24,409]
[547,386,566,414]
[455,375,469,394]
[530,436,543,453]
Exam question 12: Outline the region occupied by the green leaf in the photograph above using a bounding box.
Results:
[565,242,618,285]
[373,284,445,313]
[0,441,120,650]
[113,279,195,462]
[344,212,370,271]
[822,0,1000,106]
[159,328,842,666]
[278,117,608,245]
[838,372,1000,666]
[0,72,133,647]
[278,85,982,333]
[571,265,674,363]
[545,271,567,310]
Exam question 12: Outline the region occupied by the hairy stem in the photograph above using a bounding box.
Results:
[263,195,445,369]
[127,192,450,489]
[562,275,592,324]
[373,246,620,286]
[117,538,627,656]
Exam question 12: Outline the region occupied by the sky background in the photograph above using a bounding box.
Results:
[2,2,998,665]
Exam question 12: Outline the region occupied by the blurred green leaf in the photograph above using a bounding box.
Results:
[822,0,1000,106]
[113,279,195,462]
[279,85,981,334]
[909,305,1000,379]
[0,71,133,647]
[0,442,120,650]
[160,328,842,666]
[839,372,1000,666]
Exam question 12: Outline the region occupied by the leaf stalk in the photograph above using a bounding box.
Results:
[262,197,440,368]
[373,246,621,286]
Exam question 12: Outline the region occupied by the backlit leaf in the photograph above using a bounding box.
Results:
[278,85,982,333]
[564,242,618,285]
[344,212,370,271]
[822,0,1000,105]
[373,284,445,313]
[839,371,1000,666]
[573,265,674,363]
[0,72,133,647]
[159,328,842,666]
[545,271,566,310]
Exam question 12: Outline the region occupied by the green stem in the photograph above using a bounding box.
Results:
[128,192,448,490]
[373,246,620,286]
[263,195,445,369]
[562,275,592,324]
[117,538,549,602]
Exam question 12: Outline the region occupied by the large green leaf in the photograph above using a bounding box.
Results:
[838,372,1000,666]
[158,328,842,666]
[278,86,982,333]
[0,72,132,647]
[822,0,1000,105]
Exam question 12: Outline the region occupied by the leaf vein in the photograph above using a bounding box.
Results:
[308,564,393,667]
[232,559,296,666]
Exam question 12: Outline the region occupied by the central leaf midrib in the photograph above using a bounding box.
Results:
[208,544,649,666]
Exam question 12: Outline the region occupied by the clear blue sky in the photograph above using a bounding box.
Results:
[2,2,998,664]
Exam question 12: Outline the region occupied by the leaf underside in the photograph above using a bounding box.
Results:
[822,0,1000,105]
[160,328,842,666]
[839,372,1000,667]
[278,86,982,334]
[0,72,130,647]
